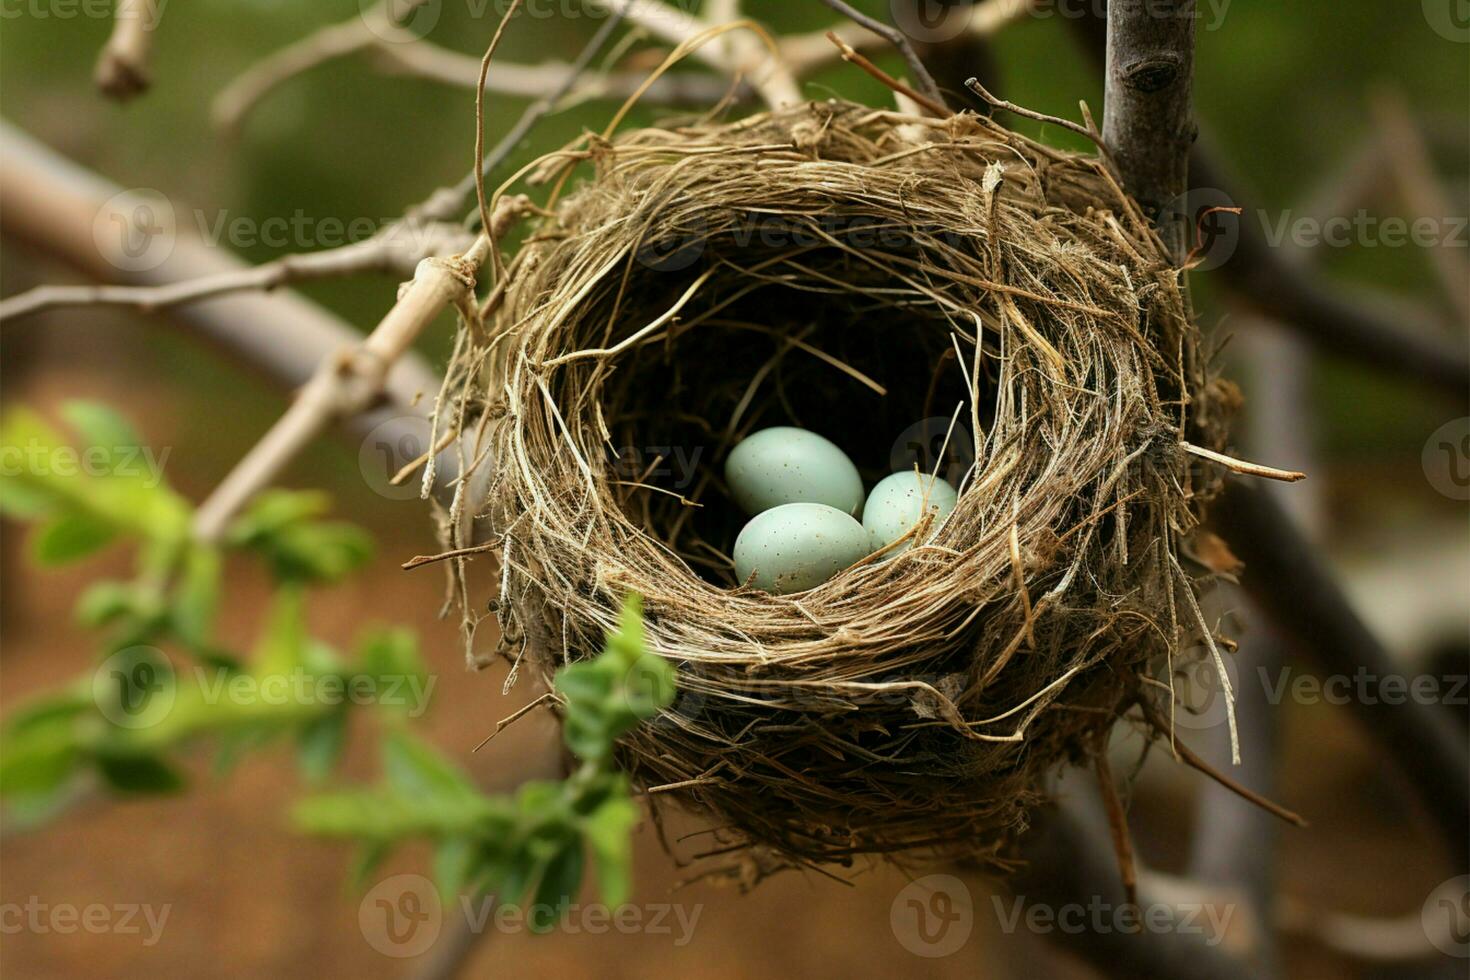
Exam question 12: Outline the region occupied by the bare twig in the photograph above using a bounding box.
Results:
[1093,748,1139,908]
[95,0,159,100]
[1138,698,1308,828]
[964,77,1116,166]
[0,222,475,323]
[825,33,948,118]
[212,1,432,135]
[191,197,526,542]
[1180,442,1306,483]
[588,0,800,107]
[370,39,738,108]
[405,7,629,226]
[1010,798,1267,980]
[816,0,945,110]
[1369,86,1470,325]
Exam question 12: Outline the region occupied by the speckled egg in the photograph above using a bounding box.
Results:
[733,502,872,594]
[862,472,959,555]
[724,427,864,517]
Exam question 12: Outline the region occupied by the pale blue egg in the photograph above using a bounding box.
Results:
[724,427,864,517]
[862,472,959,555]
[733,502,872,594]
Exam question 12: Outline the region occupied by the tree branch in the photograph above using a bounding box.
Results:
[95,0,159,100]
[0,122,439,450]
[1070,11,1470,395]
[1102,0,1197,260]
[0,222,475,323]
[1209,481,1470,871]
[816,0,946,110]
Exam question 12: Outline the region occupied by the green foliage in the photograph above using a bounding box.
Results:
[295,594,673,925]
[0,403,419,817]
[1,403,670,931]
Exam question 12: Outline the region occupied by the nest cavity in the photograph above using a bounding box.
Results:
[452,100,1231,875]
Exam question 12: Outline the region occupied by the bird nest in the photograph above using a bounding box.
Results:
[448,99,1234,876]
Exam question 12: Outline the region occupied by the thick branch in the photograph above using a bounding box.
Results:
[1072,12,1470,394]
[0,122,439,446]
[1103,0,1197,260]
[1210,481,1470,871]
[1012,800,1264,980]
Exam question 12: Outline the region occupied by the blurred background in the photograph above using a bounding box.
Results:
[1,1,1466,977]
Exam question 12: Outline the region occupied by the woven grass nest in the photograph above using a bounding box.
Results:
[453,99,1235,877]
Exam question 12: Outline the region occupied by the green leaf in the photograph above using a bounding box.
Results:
[0,478,53,518]
[33,512,117,565]
[433,836,477,899]
[296,712,347,783]
[529,843,585,932]
[171,546,220,648]
[0,739,81,799]
[60,401,142,462]
[95,753,185,795]
[383,730,479,805]
[350,841,394,890]
[253,587,307,678]
[226,490,332,540]
[583,792,638,907]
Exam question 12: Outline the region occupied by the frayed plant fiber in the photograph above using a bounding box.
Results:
[450,99,1234,878]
